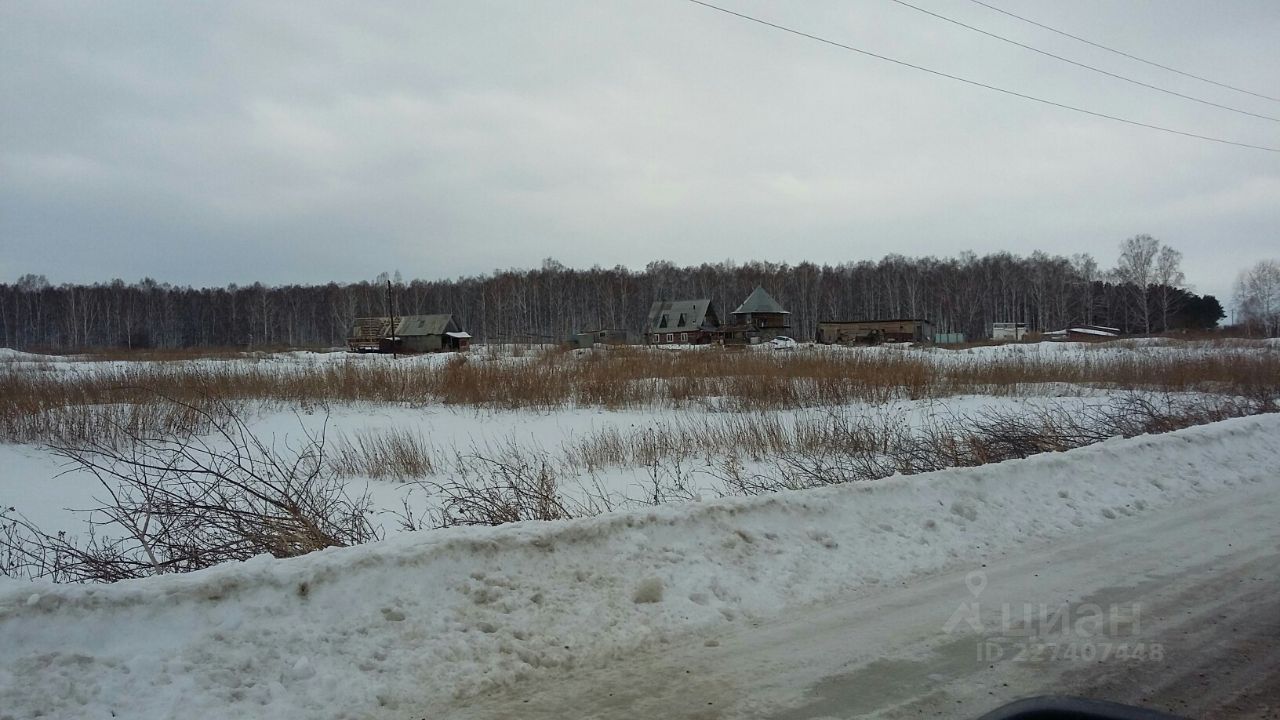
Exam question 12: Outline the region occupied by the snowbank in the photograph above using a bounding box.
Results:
[0,347,54,362]
[1,414,1278,719]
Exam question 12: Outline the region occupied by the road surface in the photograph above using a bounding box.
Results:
[438,476,1280,719]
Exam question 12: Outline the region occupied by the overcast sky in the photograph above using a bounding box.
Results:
[2,0,1277,302]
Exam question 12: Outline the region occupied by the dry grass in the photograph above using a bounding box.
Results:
[328,427,439,480]
[2,342,1277,446]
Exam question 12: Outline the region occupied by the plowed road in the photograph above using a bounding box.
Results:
[441,478,1280,719]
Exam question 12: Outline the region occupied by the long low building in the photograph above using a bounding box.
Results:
[347,314,471,353]
[817,319,934,344]
[1044,325,1120,342]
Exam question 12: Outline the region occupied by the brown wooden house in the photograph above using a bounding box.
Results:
[645,299,720,345]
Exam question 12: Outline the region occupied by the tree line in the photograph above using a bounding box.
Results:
[1,240,1228,351]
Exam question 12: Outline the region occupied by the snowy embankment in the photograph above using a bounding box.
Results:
[2,414,1279,720]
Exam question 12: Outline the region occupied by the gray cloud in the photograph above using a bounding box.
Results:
[2,0,1277,300]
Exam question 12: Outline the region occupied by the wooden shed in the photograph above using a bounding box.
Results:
[347,314,471,353]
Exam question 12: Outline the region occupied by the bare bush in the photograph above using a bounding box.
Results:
[735,393,1271,493]
[416,439,583,528]
[1,399,380,583]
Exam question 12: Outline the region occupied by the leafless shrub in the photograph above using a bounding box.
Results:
[740,393,1273,493]
[1,399,380,583]
[415,439,583,528]
[635,455,702,506]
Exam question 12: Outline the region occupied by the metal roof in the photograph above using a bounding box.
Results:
[645,299,717,334]
[393,314,457,336]
[349,314,459,339]
[732,286,789,315]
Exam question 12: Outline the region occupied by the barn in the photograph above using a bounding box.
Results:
[817,319,934,345]
[347,314,471,353]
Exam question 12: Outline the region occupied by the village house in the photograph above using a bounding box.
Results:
[645,299,720,345]
[718,286,791,344]
[817,318,934,345]
[347,314,471,353]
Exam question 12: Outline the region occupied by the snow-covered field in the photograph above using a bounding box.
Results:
[5,339,1273,537]
[0,392,1133,535]
[2,413,1277,719]
[1,341,1277,718]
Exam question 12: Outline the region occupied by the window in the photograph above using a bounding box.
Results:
[666,333,674,342]
[653,334,661,343]
[681,332,688,342]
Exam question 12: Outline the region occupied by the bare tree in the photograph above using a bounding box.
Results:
[1234,259,1280,336]
[5,248,1213,349]
[1153,246,1186,331]
[1116,234,1160,333]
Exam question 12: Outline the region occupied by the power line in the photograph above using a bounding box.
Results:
[964,0,1280,104]
[683,0,1280,153]
[886,0,1278,123]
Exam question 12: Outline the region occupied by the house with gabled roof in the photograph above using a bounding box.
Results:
[645,299,721,345]
[347,314,471,353]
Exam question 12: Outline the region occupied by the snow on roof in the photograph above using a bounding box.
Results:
[445,331,471,339]
[2,414,1277,718]
[1045,327,1120,337]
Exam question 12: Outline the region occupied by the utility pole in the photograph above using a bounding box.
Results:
[386,279,398,359]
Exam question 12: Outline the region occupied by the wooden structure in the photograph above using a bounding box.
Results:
[645,299,720,345]
[585,328,639,345]
[347,314,471,353]
[718,287,791,344]
[817,319,934,345]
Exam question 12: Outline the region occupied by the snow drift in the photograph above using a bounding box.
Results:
[2,414,1278,720]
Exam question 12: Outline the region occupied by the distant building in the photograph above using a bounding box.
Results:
[992,322,1028,341]
[934,332,966,345]
[645,299,721,345]
[1043,325,1120,342]
[585,328,639,345]
[566,328,639,348]
[817,319,934,345]
[719,286,791,344]
[347,314,471,353]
